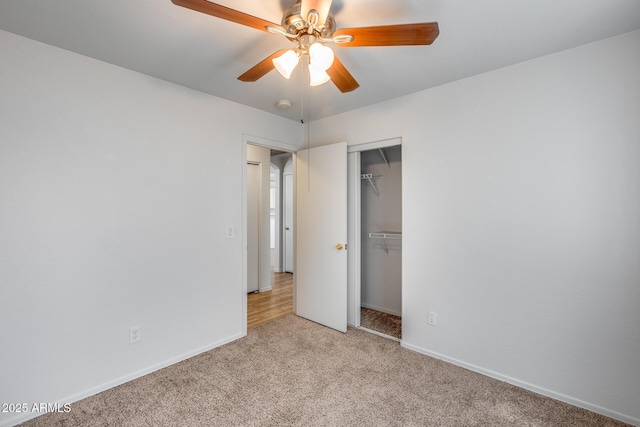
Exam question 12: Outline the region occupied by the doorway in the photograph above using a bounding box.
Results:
[245,139,295,330]
[270,152,293,275]
[246,144,271,294]
[347,138,402,341]
[359,145,402,340]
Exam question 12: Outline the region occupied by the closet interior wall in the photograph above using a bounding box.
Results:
[361,145,402,316]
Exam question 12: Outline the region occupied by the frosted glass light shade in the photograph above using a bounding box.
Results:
[273,50,299,79]
[309,64,331,86]
[309,43,334,71]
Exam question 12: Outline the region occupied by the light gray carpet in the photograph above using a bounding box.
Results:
[20,315,628,426]
[360,307,402,339]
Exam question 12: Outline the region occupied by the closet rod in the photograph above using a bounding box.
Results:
[369,232,401,254]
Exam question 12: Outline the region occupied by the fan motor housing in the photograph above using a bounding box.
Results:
[281,2,335,39]
[282,3,305,33]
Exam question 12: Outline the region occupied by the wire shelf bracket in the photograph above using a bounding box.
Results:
[361,173,381,197]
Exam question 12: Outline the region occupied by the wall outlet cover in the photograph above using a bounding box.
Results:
[129,325,141,344]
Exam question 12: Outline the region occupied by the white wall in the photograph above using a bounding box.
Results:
[0,30,301,426]
[310,30,640,424]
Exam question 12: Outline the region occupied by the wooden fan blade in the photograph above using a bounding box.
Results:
[171,0,278,33]
[238,49,289,82]
[334,22,439,47]
[327,56,359,93]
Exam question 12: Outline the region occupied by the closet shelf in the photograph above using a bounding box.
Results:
[368,232,402,240]
[369,232,401,254]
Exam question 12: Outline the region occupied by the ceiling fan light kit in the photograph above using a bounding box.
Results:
[309,42,334,71]
[273,49,300,79]
[309,65,331,86]
[170,0,439,92]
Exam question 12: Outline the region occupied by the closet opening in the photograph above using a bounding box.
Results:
[349,141,402,341]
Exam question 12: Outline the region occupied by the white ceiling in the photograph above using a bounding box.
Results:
[1,0,639,122]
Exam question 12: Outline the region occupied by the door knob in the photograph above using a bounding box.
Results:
[335,243,344,250]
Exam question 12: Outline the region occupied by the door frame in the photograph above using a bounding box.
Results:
[242,134,298,337]
[283,171,294,273]
[347,137,402,329]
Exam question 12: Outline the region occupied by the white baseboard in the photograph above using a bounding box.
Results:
[1,333,244,427]
[258,286,272,292]
[400,341,639,427]
[357,326,401,342]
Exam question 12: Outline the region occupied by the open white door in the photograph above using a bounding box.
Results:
[296,142,348,333]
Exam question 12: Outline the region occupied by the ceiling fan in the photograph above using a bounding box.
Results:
[171,0,439,93]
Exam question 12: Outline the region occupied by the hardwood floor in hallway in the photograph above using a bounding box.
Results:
[247,271,293,329]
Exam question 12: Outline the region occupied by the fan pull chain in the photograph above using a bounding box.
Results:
[300,56,310,192]
[306,64,311,193]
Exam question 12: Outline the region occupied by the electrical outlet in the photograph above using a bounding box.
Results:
[129,325,141,344]
[226,226,234,238]
[427,311,437,326]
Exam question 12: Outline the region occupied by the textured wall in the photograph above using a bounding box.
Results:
[0,30,301,427]
[310,30,640,424]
